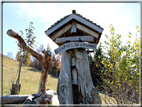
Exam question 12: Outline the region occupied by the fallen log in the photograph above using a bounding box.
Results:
[1,89,54,104]
[0,95,29,104]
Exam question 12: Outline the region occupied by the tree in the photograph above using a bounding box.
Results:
[96,24,140,104]
[92,45,104,89]
[10,22,37,95]
[20,22,36,66]
[15,51,20,61]
[7,29,51,104]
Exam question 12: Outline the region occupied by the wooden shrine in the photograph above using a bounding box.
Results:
[45,10,104,104]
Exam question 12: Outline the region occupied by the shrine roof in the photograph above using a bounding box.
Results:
[45,10,104,37]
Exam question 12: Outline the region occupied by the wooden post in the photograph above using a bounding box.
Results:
[57,48,102,104]
[57,50,73,104]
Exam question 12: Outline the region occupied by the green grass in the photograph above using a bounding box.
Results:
[2,56,58,95]
[1,56,116,105]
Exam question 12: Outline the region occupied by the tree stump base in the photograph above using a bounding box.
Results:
[11,84,21,95]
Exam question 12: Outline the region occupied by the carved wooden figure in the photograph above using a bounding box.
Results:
[45,10,104,105]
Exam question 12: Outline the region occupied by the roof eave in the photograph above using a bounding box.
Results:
[45,14,103,37]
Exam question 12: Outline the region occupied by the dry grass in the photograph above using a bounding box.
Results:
[2,56,58,95]
[1,55,117,105]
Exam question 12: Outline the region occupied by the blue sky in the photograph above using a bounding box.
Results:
[2,3,140,59]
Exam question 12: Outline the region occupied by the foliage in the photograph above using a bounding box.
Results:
[2,55,117,104]
[91,45,104,89]
[15,52,20,61]
[31,44,43,71]
[49,53,61,77]
[95,24,140,104]
[17,22,37,66]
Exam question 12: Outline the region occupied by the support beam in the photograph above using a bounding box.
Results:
[55,36,94,43]
[51,24,71,40]
[71,21,77,33]
[76,23,99,38]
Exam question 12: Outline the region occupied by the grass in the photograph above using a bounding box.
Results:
[2,56,58,95]
[1,55,117,105]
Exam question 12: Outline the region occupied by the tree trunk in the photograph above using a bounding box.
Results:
[57,50,73,104]
[10,56,22,95]
[57,48,102,104]
[16,56,22,86]
[73,48,101,104]
[7,29,51,104]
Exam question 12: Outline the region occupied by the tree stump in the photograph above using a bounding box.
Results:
[57,48,102,104]
[11,84,21,95]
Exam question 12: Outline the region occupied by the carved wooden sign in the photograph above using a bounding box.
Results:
[54,42,97,55]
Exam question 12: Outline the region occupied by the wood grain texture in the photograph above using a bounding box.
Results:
[51,24,71,40]
[73,48,102,104]
[76,23,99,38]
[54,42,97,55]
[1,95,29,104]
[45,14,103,36]
[7,29,51,104]
[55,36,94,43]
[71,20,77,33]
[57,50,73,104]
[57,49,102,104]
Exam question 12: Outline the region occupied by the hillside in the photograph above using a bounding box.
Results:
[1,55,58,95]
[1,55,117,104]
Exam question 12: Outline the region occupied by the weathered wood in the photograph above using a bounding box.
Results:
[55,36,94,43]
[72,68,78,85]
[7,29,51,104]
[57,49,102,104]
[73,48,102,104]
[51,24,71,40]
[23,95,36,104]
[45,13,103,36]
[45,15,74,36]
[7,29,43,62]
[71,57,76,66]
[1,95,29,104]
[73,14,103,33]
[76,23,99,38]
[22,94,53,106]
[54,42,97,55]
[16,56,22,86]
[71,20,77,33]
[57,50,73,104]
[11,84,21,95]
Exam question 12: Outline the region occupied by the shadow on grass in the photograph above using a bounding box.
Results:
[21,64,41,73]
[21,64,58,79]
[27,68,41,73]
[49,74,58,79]
[21,64,28,67]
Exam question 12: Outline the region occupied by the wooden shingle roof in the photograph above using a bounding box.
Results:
[45,10,104,45]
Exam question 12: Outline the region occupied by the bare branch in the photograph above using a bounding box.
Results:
[7,29,43,62]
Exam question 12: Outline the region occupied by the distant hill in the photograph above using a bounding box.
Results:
[1,55,58,95]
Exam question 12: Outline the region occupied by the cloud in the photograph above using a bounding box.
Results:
[17,3,140,48]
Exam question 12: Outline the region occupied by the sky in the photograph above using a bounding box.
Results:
[2,2,140,59]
